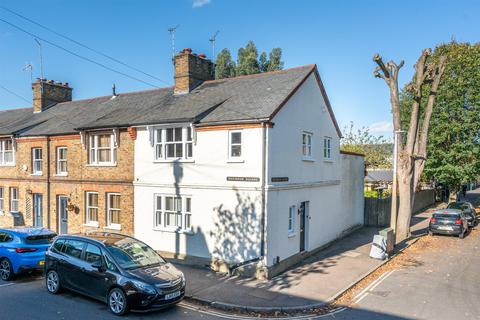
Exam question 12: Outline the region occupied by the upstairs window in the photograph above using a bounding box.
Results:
[228,130,242,160]
[154,127,193,161]
[32,148,43,175]
[323,137,332,160]
[0,139,14,165]
[302,132,313,159]
[10,187,18,212]
[89,134,116,165]
[56,147,68,175]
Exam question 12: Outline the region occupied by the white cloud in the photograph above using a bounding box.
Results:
[369,121,393,133]
[192,0,211,7]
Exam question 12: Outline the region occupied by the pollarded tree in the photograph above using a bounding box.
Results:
[374,48,446,243]
[401,42,480,199]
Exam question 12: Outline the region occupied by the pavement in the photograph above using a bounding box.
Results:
[175,205,434,312]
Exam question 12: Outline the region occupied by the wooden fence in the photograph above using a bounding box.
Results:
[364,189,435,227]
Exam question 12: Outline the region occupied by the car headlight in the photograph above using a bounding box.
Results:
[180,273,186,286]
[131,280,157,295]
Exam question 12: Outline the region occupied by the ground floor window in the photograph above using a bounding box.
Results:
[288,205,296,236]
[10,187,18,212]
[0,187,4,212]
[107,193,121,228]
[154,195,191,232]
[86,192,99,226]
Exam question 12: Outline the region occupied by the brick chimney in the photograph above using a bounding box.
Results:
[174,48,214,94]
[32,79,73,113]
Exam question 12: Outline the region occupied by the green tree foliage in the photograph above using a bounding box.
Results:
[267,48,284,71]
[340,122,393,169]
[236,41,260,76]
[215,49,236,79]
[215,41,284,79]
[400,42,480,193]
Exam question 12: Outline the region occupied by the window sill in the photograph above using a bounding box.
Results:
[153,227,193,235]
[104,225,121,231]
[227,158,244,163]
[0,163,15,167]
[323,159,334,163]
[288,232,296,238]
[54,173,68,177]
[86,163,117,167]
[82,223,99,228]
[302,157,315,162]
[153,159,195,164]
[30,173,43,176]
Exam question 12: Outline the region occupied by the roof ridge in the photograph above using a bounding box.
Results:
[203,64,316,84]
[59,86,174,104]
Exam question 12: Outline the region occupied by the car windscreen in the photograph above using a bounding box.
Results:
[105,238,166,270]
[24,233,57,245]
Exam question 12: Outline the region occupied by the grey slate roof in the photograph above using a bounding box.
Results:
[0,65,340,137]
[365,169,394,183]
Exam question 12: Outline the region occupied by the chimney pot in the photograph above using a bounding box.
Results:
[183,48,192,54]
[198,54,206,59]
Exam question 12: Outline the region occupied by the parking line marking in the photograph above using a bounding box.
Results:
[353,270,396,304]
[0,283,14,288]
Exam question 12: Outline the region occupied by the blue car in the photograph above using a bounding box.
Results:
[0,228,57,281]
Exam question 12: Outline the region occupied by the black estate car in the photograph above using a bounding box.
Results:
[428,209,469,238]
[447,201,477,227]
[44,232,185,315]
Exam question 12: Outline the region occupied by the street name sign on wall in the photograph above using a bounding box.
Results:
[226,177,260,182]
[271,177,289,182]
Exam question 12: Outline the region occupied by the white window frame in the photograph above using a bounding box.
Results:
[0,187,4,213]
[10,187,18,213]
[228,130,243,162]
[153,194,192,233]
[56,147,68,176]
[106,193,121,230]
[288,205,296,237]
[88,133,116,166]
[85,192,99,227]
[153,126,193,162]
[0,139,14,166]
[302,132,313,160]
[31,148,43,175]
[323,137,332,160]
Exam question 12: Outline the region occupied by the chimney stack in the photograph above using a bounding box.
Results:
[32,78,73,113]
[174,48,214,94]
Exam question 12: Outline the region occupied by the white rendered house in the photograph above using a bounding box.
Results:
[132,49,364,277]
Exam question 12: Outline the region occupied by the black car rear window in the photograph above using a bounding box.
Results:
[52,239,65,253]
[433,214,460,219]
[25,233,57,245]
[63,240,85,259]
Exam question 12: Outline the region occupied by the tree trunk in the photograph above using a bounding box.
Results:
[396,168,414,242]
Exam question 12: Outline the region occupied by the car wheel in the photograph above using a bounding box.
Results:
[46,270,61,294]
[108,288,128,316]
[0,258,13,281]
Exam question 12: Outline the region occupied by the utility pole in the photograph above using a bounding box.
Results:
[209,30,219,60]
[167,25,179,62]
[391,130,405,235]
[34,38,44,79]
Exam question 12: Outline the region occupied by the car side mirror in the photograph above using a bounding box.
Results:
[92,260,104,271]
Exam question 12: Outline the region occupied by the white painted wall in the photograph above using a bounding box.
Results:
[134,126,264,263]
[265,73,364,267]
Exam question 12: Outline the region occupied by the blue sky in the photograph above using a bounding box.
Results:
[0,0,478,138]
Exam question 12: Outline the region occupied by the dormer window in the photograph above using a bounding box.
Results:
[0,139,14,166]
[89,133,117,166]
[154,126,193,161]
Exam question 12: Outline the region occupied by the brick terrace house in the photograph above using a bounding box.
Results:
[0,80,135,235]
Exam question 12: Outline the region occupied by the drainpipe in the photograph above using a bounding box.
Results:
[46,136,51,229]
[260,121,267,258]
